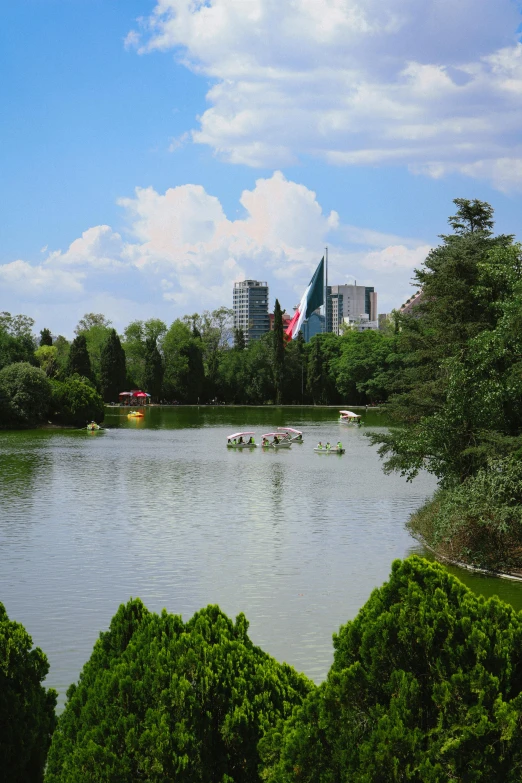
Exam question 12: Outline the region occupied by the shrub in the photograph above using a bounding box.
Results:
[408,457,522,570]
[0,361,51,427]
[49,376,104,427]
[0,602,57,782]
[45,602,312,782]
[261,556,522,782]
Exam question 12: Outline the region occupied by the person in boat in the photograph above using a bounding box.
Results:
[296,433,302,442]
[326,442,331,450]
[273,435,279,445]
[317,441,323,450]
[262,437,268,446]
[337,441,342,451]
[233,438,237,446]
[248,436,255,444]
[238,436,243,444]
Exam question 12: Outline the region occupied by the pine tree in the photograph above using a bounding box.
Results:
[143,337,163,402]
[39,328,53,347]
[100,329,127,402]
[273,299,285,404]
[234,327,246,350]
[66,334,93,381]
[307,337,325,404]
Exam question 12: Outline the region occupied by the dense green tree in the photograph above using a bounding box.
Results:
[234,327,245,351]
[335,330,395,404]
[0,362,51,428]
[0,602,57,782]
[272,300,285,404]
[143,337,164,401]
[122,319,167,389]
[45,602,311,783]
[306,336,327,404]
[283,332,307,404]
[34,345,59,378]
[66,335,93,381]
[49,376,104,426]
[39,328,53,347]
[370,200,519,484]
[74,313,113,386]
[162,320,205,402]
[100,329,127,402]
[53,336,70,379]
[0,311,37,370]
[261,556,522,782]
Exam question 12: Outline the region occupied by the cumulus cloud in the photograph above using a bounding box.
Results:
[0,172,428,331]
[128,0,522,190]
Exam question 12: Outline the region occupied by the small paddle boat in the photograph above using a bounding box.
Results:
[261,433,291,449]
[339,410,361,425]
[227,432,257,448]
[127,411,144,418]
[277,427,303,442]
[86,422,102,431]
[314,442,345,454]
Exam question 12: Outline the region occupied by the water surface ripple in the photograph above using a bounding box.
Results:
[0,407,444,706]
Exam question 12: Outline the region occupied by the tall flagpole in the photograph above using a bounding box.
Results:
[324,246,328,333]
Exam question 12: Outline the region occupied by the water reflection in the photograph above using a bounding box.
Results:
[2,408,517,711]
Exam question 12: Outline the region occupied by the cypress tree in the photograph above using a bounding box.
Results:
[273,299,285,404]
[234,327,246,350]
[0,602,57,783]
[45,602,311,783]
[66,334,93,381]
[100,329,127,402]
[39,328,53,347]
[143,337,163,402]
[306,337,325,404]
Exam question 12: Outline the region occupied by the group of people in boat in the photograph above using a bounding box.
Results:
[316,441,342,451]
[231,435,256,445]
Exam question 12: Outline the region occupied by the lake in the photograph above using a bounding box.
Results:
[2,406,522,708]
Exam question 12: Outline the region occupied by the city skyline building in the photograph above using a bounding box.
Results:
[233,280,270,344]
[326,284,377,335]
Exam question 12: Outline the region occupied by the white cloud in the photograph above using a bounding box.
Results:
[128,0,522,190]
[0,172,429,332]
[0,260,84,300]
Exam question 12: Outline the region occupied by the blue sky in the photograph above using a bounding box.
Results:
[2,0,522,336]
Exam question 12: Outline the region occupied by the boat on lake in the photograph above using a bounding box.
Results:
[227,432,257,448]
[128,411,144,418]
[314,445,345,454]
[86,422,102,431]
[261,433,292,448]
[339,410,361,425]
[277,427,303,442]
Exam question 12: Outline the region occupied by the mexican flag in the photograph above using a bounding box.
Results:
[285,256,324,340]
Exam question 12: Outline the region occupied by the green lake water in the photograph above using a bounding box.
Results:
[2,405,522,708]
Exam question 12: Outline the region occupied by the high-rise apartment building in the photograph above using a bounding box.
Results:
[327,284,377,334]
[233,280,270,344]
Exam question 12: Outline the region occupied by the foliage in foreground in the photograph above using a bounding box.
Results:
[45,602,312,782]
[408,457,522,571]
[261,556,522,782]
[0,602,57,783]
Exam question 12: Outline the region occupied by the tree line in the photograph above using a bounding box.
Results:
[0,303,396,429]
[7,556,522,782]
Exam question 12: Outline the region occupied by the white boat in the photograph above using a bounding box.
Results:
[339,410,361,425]
[261,432,292,448]
[277,427,303,443]
[314,446,345,454]
[227,431,257,448]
